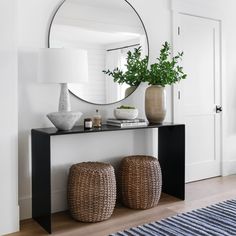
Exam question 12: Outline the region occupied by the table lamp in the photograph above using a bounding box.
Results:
[38,48,88,130]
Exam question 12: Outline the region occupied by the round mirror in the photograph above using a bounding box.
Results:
[49,0,149,105]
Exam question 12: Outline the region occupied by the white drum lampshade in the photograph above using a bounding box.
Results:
[37,48,88,130]
[38,48,88,111]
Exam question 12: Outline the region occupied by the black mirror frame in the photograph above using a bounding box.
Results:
[48,0,149,106]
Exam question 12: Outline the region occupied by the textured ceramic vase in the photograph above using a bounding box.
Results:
[145,85,166,124]
[125,86,137,97]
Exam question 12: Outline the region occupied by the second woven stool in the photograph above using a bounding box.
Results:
[67,162,116,222]
[120,155,162,210]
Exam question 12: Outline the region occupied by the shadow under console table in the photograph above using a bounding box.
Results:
[31,122,185,234]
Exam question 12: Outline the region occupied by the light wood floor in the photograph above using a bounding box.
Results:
[8,175,236,236]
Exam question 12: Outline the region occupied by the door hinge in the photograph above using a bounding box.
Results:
[178,26,181,36]
[178,91,181,99]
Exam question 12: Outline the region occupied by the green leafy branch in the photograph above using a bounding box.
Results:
[103,42,187,87]
[103,47,148,86]
[147,42,187,86]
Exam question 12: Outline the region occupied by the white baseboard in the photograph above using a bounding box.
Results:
[222,160,236,176]
[19,196,31,220]
[19,189,67,220]
[0,205,19,235]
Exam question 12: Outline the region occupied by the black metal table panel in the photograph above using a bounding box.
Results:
[31,123,185,234]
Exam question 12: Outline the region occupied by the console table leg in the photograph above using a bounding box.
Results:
[32,131,52,233]
[158,125,185,200]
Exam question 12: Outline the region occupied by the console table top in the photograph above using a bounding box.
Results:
[31,122,184,136]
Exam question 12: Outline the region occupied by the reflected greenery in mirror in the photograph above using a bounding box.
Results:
[103,47,148,86]
[49,0,149,105]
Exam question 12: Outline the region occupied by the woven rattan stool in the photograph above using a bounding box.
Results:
[67,162,116,222]
[120,155,162,210]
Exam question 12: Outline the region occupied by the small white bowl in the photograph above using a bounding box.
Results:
[114,108,138,120]
[47,111,82,131]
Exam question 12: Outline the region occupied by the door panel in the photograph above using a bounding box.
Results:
[173,13,221,182]
[185,115,215,164]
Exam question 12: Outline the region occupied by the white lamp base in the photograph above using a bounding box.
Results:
[47,83,84,130]
[59,83,71,112]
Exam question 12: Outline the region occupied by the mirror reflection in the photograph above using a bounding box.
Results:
[49,0,148,104]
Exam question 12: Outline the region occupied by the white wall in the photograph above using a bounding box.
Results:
[0,0,19,234]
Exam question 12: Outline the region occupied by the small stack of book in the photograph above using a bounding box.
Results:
[106,118,148,128]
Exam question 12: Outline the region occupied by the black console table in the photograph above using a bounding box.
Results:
[31,123,185,234]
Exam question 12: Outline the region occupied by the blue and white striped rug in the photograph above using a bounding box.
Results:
[110,199,236,236]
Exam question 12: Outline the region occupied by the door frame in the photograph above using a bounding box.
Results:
[171,0,226,177]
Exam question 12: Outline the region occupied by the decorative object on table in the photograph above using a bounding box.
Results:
[38,48,88,130]
[47,111,82,131]
[144,42,187,123]
[107,118,147,128]
[67,162,116,222]
[93,109,102,128]
[110,199,236,236]
[145,85,166,124]
[114,105,139,120]
[84,118,93,130]
[103,47,148,96]
[119,155,162,210]
[103,43,186,124]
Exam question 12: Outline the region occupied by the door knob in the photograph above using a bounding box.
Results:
[216,105,222,113]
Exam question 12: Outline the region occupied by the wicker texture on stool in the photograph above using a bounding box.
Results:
[67,162,116,222]
[120,155,162,209]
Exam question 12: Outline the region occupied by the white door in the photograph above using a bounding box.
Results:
[173,13,222,182]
